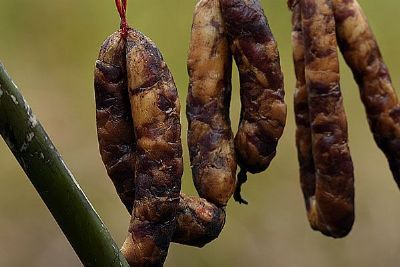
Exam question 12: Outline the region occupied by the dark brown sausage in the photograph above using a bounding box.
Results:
[220,0,287,203]
[301,0,355,238]
[290,3,318,230]
[94,31,135,213]
[173,194,226,247]
[94,31,226,249]
[333,0,400,188]
[120,28,183,266]
[187,0,237,207]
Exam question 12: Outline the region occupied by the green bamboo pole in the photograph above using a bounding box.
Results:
[0,63,129,267]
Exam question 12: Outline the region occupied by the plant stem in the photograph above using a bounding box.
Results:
[0,63,129,267]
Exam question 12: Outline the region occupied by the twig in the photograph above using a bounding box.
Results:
[0,63,129,267]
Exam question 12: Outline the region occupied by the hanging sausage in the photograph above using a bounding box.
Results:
[220,0,287,204]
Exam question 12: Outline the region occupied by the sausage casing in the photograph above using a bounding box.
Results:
[333,0,400,187]
[301,0,355,237]
[94,31,135,213]
[187,0,237,207]
[221,0,286,172]
[220,0,286,202]
[120,28,183,266]
[95,31,226,249]
[290,3,318,229]
[173,194,225,247]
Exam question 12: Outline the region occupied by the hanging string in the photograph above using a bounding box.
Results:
[234,168,249,205]
[115,0,128,38]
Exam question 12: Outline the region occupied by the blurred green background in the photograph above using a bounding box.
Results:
[1,0,400,266]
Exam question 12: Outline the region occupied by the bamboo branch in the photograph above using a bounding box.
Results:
[0,63,129,267]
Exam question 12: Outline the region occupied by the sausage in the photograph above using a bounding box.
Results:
[290,2,318,230]
[94,31,226,249]
[186,0,237,206]
[333,0,400,188]
[301,0,354,237]
[121,28,183,266]
[173,194,226,247]
[94,31,135,213]
[220,0,287,204]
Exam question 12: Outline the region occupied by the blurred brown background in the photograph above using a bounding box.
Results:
[1,0,400,266]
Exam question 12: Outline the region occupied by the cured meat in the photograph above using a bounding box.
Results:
[95,31,226,250]
[301,0,355,237]
[95,31,135,213]
[333,0,400,187]
[290,3,318,230]
[121,28,183,266]
[187,0,237,207]
[220,0,287,204]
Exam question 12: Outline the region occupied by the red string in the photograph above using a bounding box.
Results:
[115,0,128,38]
[122,0,127,12]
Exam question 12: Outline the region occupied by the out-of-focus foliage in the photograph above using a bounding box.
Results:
[0,1,399,266]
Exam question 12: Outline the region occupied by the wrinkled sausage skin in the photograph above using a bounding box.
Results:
[95,31,226,250]
[220,0,286,202]
[220,0,286,172]
[94,31,136,213]
[187,0,237,207]
[301,0,355,238]
[290,4,318,230]
[173,194,226,247]
[333,0,400,188]
[121,28,183,267]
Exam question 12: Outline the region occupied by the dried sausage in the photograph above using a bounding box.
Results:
[173,194,225,247]
[187,0,237,206]
[301,0,354,237]
[333,0,400,188]
[95,31,226,249]
[121,28,183,266]
[220,0,287,203]
[94,31,135,213]
[290,3,318,230]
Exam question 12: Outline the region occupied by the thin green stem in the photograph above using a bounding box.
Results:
[0,63,129,267]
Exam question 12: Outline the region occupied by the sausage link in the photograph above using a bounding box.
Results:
[220,0,287,203]
[120,28,183,266]
[174,194,226,247]
[94,31,135,213]
[290,3,318,230]
[187,0,237,206]
[95,31,226,249]
[333,0,400,187]
[301,0,354,238]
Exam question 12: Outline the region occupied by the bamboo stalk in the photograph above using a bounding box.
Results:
[0,63,129,267]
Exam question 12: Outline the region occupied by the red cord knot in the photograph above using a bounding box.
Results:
[115,0,128,38]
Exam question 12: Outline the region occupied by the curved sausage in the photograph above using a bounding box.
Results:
[120,28,183,266]
[301,0,355,238]
[220,0,287,204]
[173,194,226,247]
[94,31,135,213]
[333,0,400,188]
[95,31,226,250]
[290,3,318,230]
[187,0,237,207]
